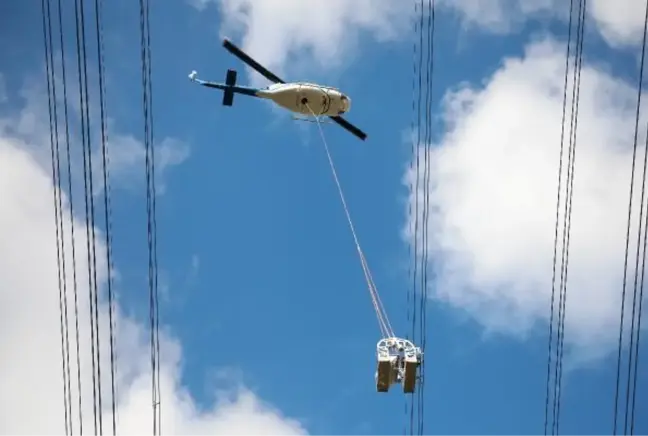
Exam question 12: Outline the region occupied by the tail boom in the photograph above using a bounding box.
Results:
[189,69,260,106]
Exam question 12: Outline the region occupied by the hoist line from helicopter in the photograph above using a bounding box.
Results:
[305,102,394,339]
[306,104,423,395]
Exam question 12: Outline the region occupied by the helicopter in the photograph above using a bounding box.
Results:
[189,38,367,141]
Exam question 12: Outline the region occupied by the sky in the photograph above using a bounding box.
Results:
[1,0,648,434]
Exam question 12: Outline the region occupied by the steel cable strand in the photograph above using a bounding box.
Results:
[50,0,76,430]
[624,8,648,433]
[305,103,394,338]
[73,0,101,429]
[57,0,84,428]
[41,0,71,431]
[553,4,586,431]
[613,0,648,430]
[92,0,118,430]
[543,0,575,431]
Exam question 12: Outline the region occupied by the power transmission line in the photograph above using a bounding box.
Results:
[613,0,648,433]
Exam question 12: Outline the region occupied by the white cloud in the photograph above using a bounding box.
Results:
[405,37,647,361]
[105,134,191,195]
[0,129,307,434]
[438,0,647,47]
[195,0,411,86]
[436,0,561,34]
[588,0,647,48]
[0,68,189,197]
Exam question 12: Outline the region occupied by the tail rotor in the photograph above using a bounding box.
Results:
[222,69,237,106]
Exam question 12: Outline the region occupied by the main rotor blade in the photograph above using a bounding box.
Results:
[329,115,368,141]
[222,38,285,84]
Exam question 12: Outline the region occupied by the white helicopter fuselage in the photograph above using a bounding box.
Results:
[256,82,351,117]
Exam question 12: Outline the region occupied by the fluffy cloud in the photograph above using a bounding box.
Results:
[193,0,411,86]
[189,0,647,82]
[0,87,306,433]
[0,69,189,197]
[405,37,646,361]
[438,0,647,47]
[104,135,191,195]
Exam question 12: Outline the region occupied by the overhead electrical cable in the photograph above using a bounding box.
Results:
[403,0,422,436]
[406,0,420,361]
[543,0,574,431]
[614,0,648,433]
[41,0,72,432]
[552,2,586,433]
[92,0,119,431]
[628,147,647,435]
[73,0,104,430]
[43,0,122,433]
[613,0,648,433]
[58,0,83,436]
[620,6,648,435]
[411,0,425,358]
[417,1,435,433]
[50,0,78,436]
[138,0,162,431]
[407,0,426,433]
[625,41,648,434]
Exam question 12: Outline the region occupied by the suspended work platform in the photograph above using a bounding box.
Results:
[375,337,422,394]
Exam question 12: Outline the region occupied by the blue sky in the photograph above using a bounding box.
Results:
[1,0,648,434]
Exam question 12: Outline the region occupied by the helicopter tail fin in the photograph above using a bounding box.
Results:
[222,69,237,106]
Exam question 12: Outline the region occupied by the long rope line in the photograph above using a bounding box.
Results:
[306,104,394,339]
[359,251,394,338]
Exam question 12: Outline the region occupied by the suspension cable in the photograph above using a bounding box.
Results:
[544,0,575,432]
[614,1,648,433]
[41,0,71,431]
[305,104,395,339]
[92,0,119,430]
[404,0,421,433]
[138,0,162,431]
[552,3,586,433]
[417,1,435,433]
[408,1,425,433]
[613,0,648,432]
